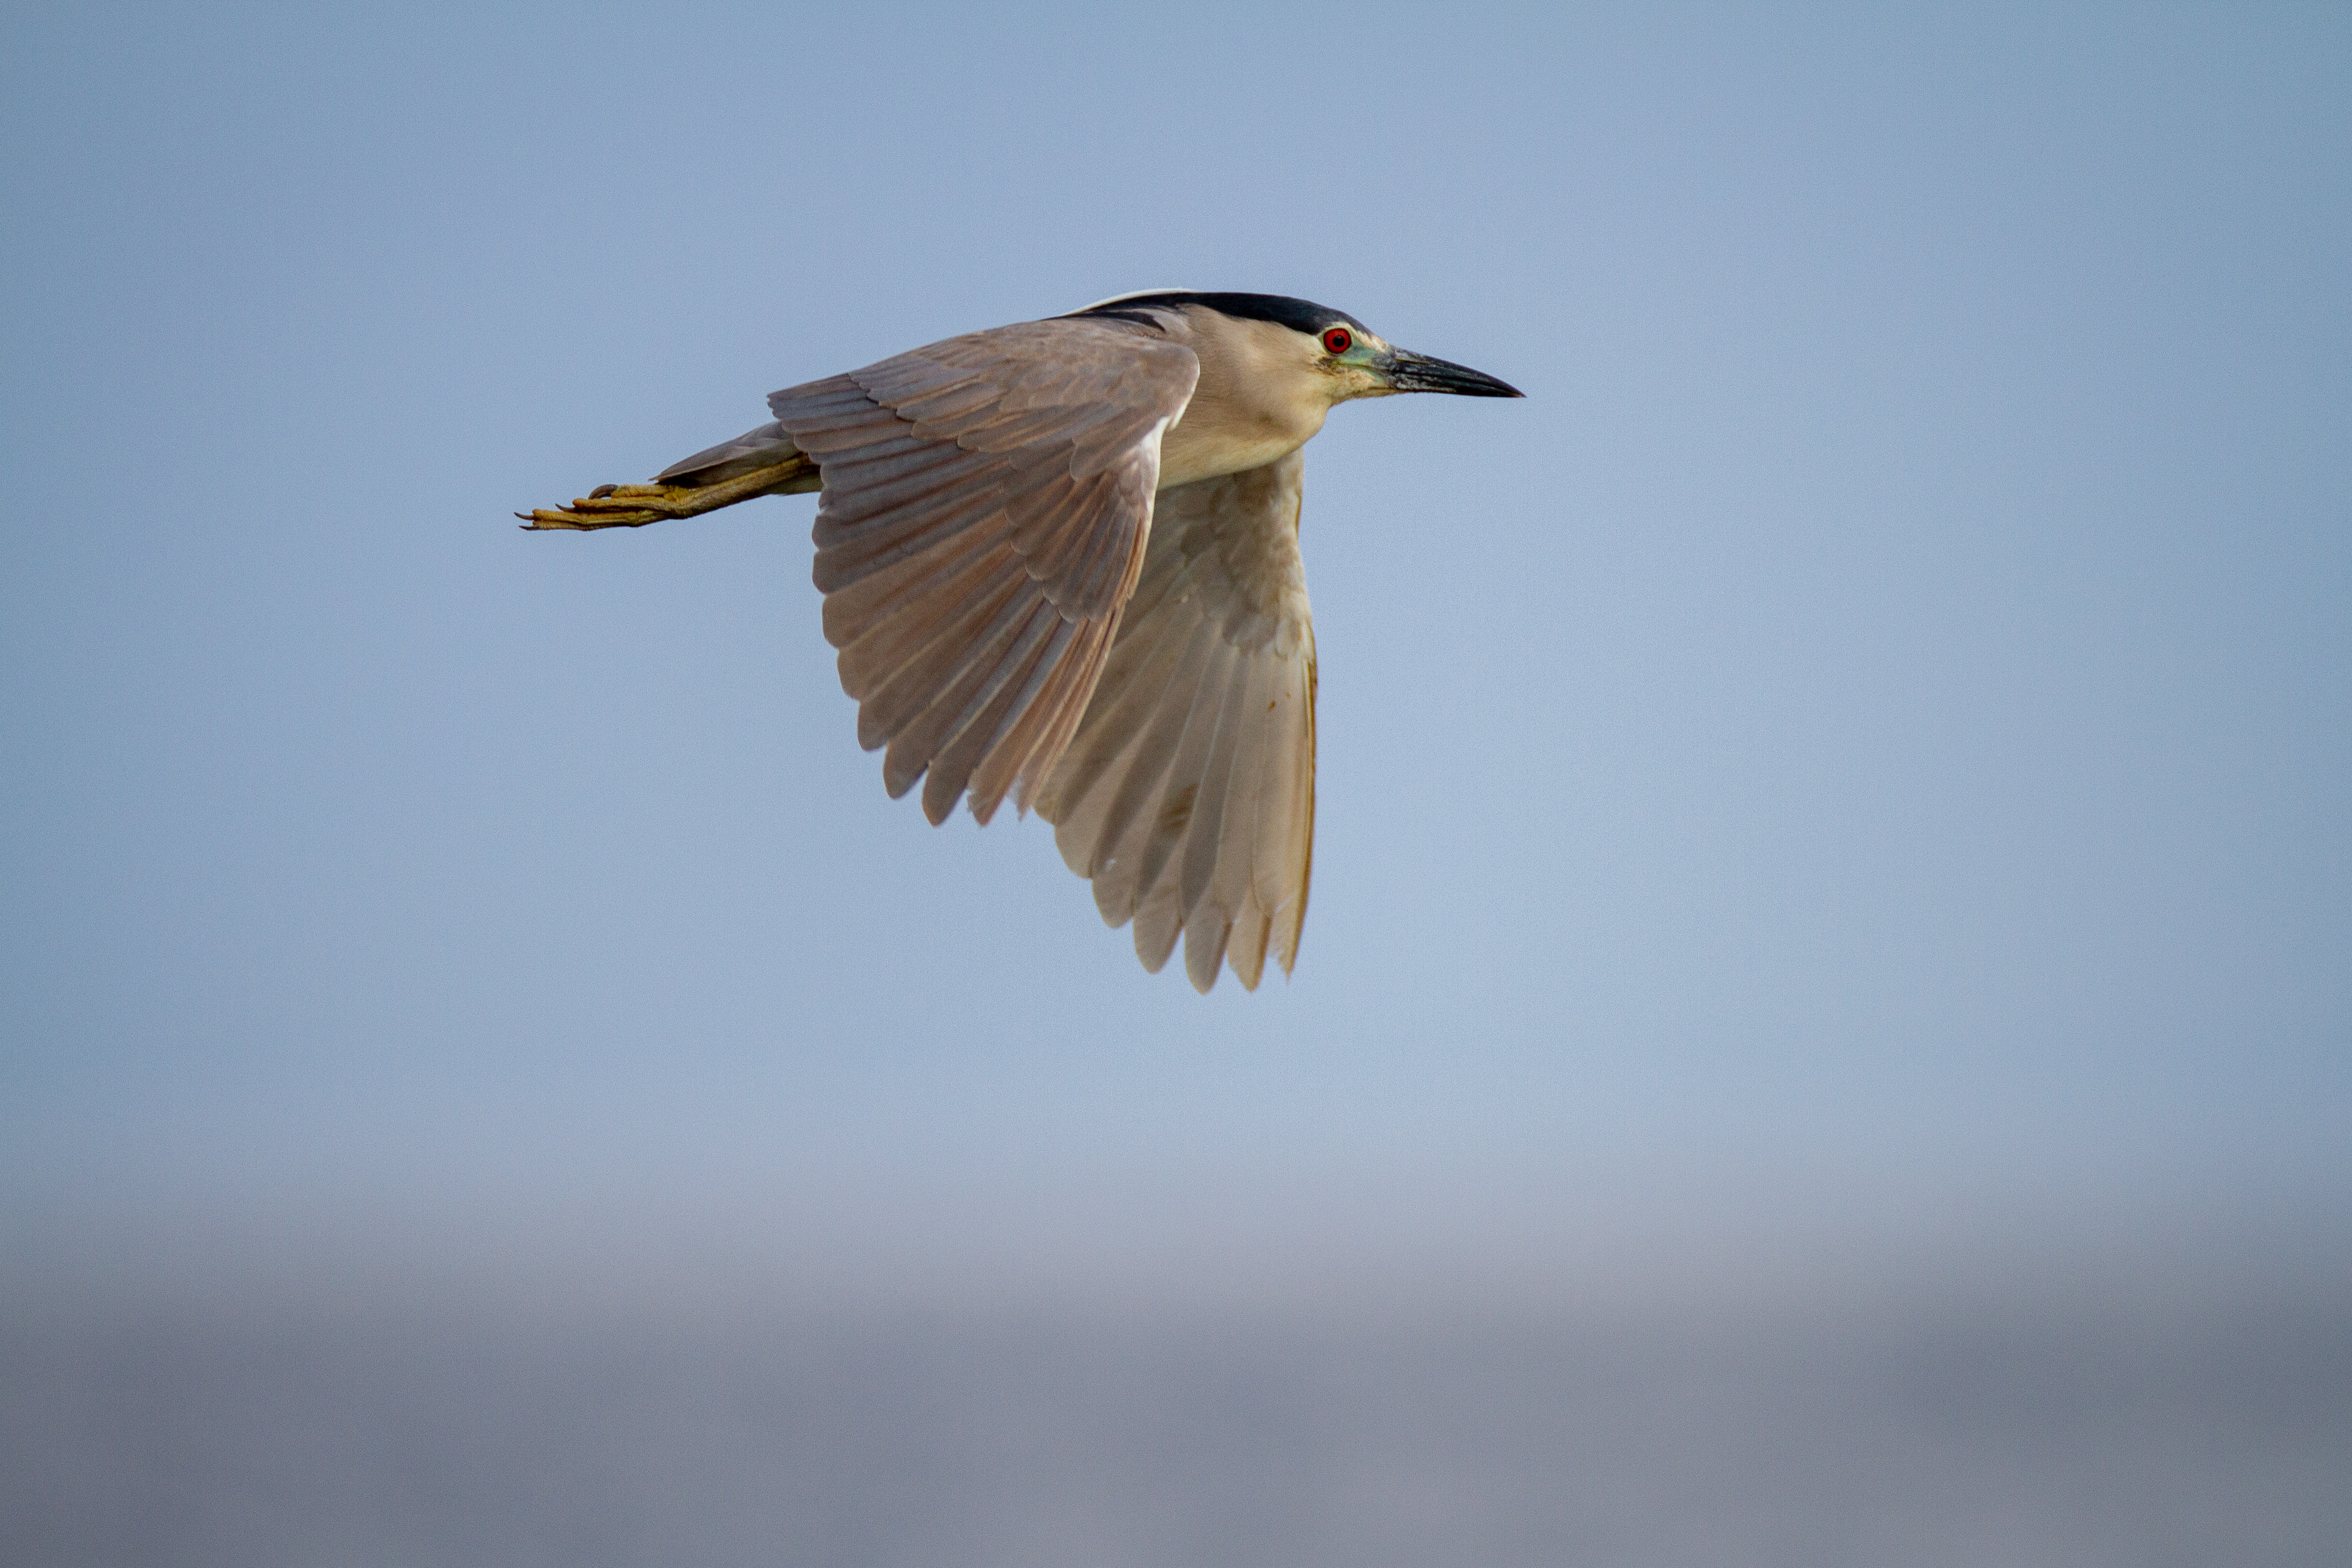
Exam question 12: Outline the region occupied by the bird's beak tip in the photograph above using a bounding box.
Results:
[1386,349,1525,399]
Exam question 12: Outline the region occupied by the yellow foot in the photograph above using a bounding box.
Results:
[517,455,818,531]
[518,483,703,530]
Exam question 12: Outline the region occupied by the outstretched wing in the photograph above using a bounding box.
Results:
[773,319,1200,826]
[1036,450,1317,993]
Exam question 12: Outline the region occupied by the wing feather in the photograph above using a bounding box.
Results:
[1133,879,1184,975]
[1041,584,1201,831]
[919,601,1069,824]
[1228,894,1273,992]
[1082,619,1223,922]
[1177,651,1254,923]
[770,321,1198,825]
[873,560,1034,791]
[1038,449,1317,991]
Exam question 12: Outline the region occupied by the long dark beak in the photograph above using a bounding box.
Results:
[1383,347,1524,398]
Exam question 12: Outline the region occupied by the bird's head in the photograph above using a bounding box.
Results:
[1299,312,1527,405]
[1071,291,1524,408]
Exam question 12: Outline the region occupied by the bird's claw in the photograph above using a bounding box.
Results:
[517,483,704,530]
[518,457,817,531]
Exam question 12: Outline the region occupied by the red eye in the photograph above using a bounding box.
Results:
[1321,327,1353,355]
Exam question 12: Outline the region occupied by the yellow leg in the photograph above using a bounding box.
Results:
[517,455,818,530]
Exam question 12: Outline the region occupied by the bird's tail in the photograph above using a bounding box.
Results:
[518,421,819,530]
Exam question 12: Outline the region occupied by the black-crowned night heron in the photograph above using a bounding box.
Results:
[524,291,1521,992]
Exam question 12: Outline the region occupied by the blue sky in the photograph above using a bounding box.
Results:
[3,3,2345,1308]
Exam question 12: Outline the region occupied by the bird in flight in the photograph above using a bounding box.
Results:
[523,291,1521,992]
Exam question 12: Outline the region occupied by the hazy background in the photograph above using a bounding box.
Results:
[3,4,2347,1562]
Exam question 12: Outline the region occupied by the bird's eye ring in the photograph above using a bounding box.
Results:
[1321,327,1353,355]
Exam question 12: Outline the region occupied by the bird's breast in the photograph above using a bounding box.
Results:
[1157,400,1329,490]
